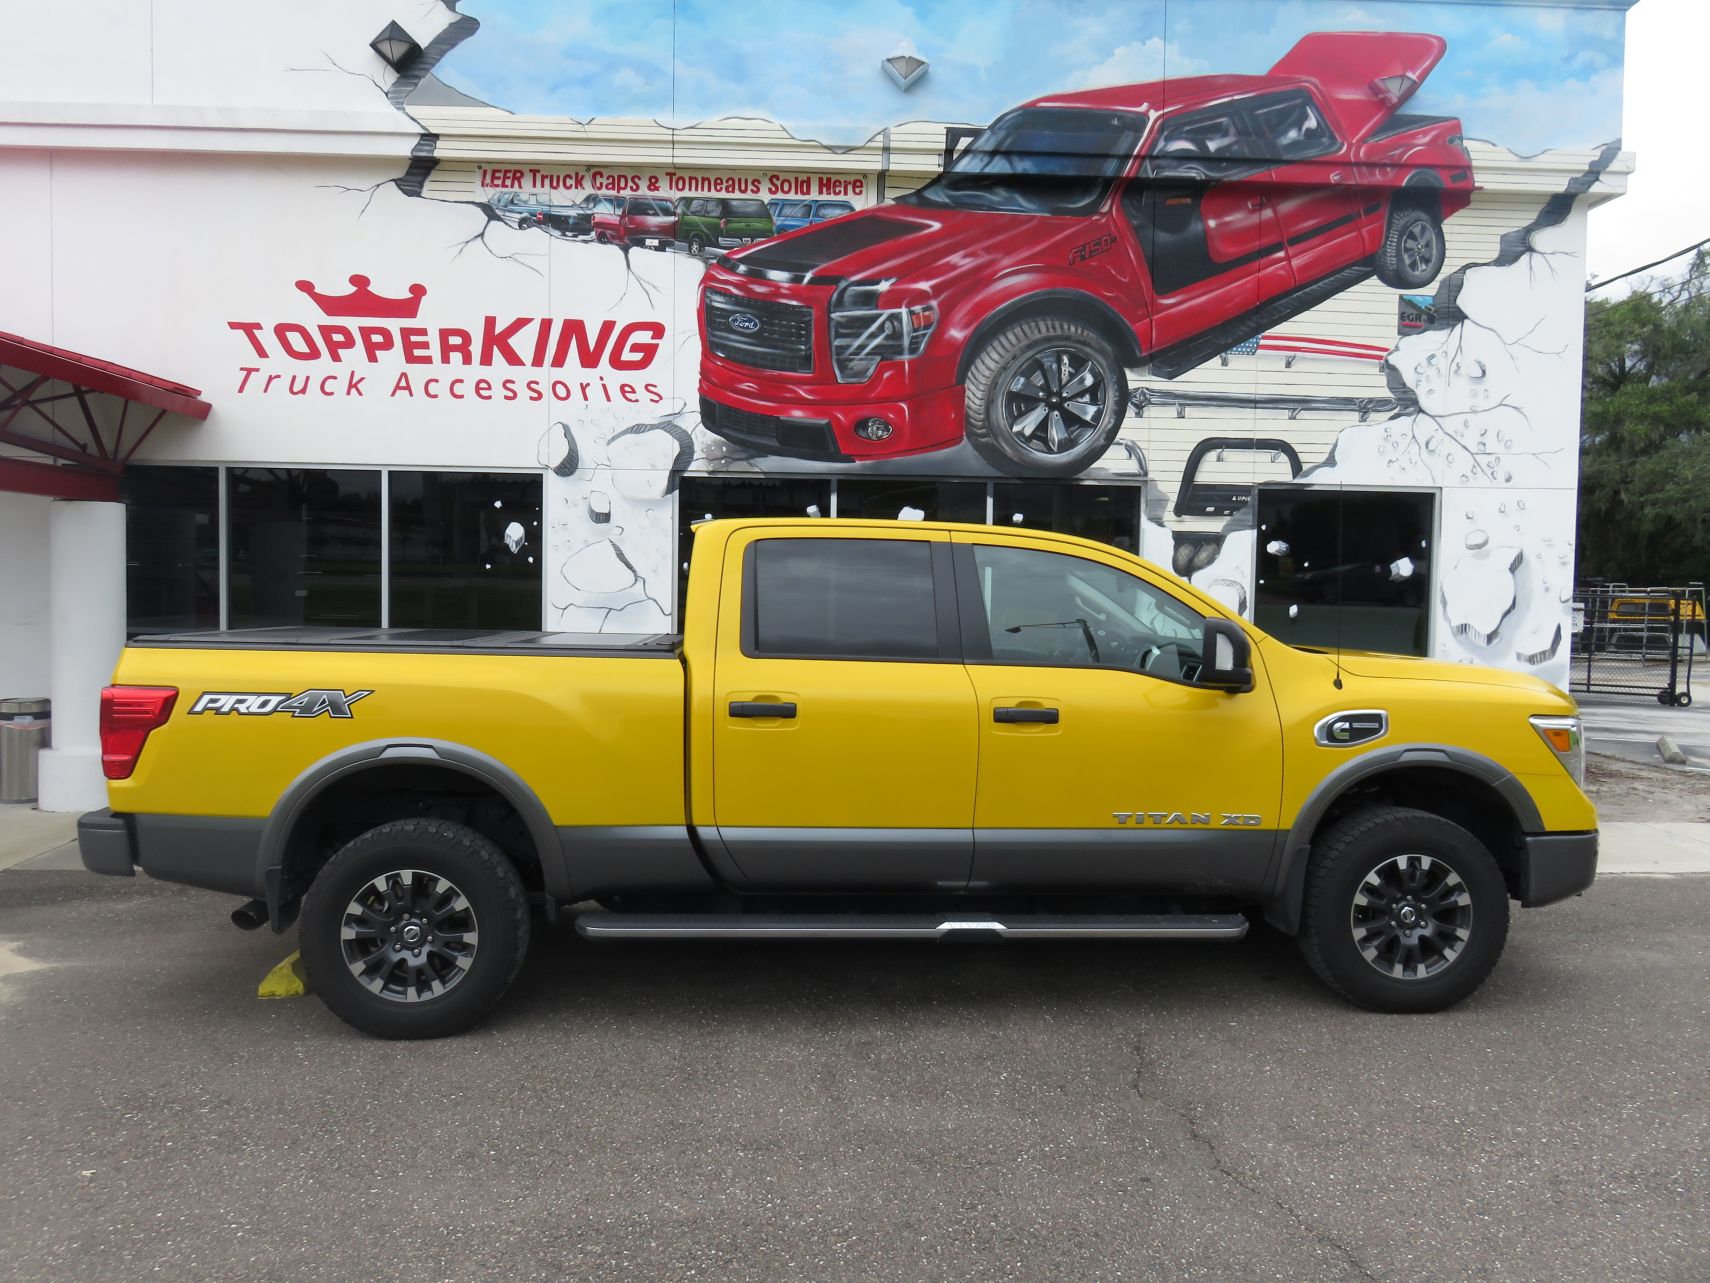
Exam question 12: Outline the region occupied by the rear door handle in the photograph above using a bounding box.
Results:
[993,706,1059,724]
[729,701,797,719]
[1247,196,1268,210]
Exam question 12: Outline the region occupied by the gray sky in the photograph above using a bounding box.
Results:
[1586,0,1710,289]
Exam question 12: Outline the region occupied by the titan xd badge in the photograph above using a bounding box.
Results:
[1314,710,1389,748]
[189,690,371,718]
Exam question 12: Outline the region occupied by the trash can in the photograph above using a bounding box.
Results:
[0,697,51,803]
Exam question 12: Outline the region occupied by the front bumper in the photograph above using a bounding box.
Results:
[699,375,966,462]
[1519,830,1598,907]
[77,808,267,897]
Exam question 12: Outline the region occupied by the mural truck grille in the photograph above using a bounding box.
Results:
[704,290,815,374]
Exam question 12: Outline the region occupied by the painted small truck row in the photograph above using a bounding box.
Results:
[698,31,1475,477]
[81,520,1595,1038]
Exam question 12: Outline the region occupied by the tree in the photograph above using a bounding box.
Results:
[1577,251,1710,584]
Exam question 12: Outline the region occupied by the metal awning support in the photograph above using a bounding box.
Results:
[0,329,211,499]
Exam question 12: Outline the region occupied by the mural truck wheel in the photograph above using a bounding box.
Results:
[964,317,1128,478]
[689,234,706,256]
[1375,203,1446,290]
[1297,806,1508,1014]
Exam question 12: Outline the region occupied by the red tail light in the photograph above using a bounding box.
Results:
[100,686,178,780]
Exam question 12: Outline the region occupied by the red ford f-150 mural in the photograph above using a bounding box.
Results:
[697,32,1475,477]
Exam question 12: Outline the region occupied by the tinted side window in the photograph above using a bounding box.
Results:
[819,201,855,217]
[1250,94,1336,161]
[750,538,940,660]
[966,545,1205,678]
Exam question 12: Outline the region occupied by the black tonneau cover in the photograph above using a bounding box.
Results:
[127,625,682,657]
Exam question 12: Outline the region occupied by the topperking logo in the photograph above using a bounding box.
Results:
[225,273,667,406]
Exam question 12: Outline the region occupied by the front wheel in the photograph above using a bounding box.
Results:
[1297,806,1509,1013]
[1374,202,1446,290]
[963,316,1128,478]
[299,819,531,1039]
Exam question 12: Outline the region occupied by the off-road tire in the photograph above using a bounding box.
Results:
[1298,806,1509,1013]
[300,819,531,1039]
[963,316,1128,478]
[1374,202,1446,290]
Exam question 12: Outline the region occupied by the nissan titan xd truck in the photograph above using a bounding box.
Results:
[81,520,1594,1038]
[697,31,1475,477]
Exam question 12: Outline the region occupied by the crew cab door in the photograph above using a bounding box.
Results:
[1121,107,1289,350]
[1241,91,1365,286]
[708,527,977,889]
[951,533,1283,894]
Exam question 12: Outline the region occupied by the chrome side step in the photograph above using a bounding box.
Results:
[573,912,1248,941]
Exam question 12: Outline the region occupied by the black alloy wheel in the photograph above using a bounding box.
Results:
[300,819,531,1039]
[963,316,1128,477]
[1297,805,1509,1012]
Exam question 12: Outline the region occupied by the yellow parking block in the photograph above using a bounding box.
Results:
[257,950,307,999]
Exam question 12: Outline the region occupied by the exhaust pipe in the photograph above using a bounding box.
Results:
[230,899,268,931]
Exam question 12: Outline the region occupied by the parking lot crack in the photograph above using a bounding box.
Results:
[1130,1041,1379,1282]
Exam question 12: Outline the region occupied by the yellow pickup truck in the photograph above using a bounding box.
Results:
[79,519,1596,1037]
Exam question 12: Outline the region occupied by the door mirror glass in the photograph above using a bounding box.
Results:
[1199,618,1254,692]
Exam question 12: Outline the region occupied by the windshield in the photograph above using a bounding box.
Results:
[903,107,1146,216]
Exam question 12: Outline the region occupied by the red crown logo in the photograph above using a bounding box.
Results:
[295,274,427,319]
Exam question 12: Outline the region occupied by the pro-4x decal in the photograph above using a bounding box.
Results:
[189,690,372,719]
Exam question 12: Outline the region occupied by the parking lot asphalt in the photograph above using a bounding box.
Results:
[2,870,1707,1283]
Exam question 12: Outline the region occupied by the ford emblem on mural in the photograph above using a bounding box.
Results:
[727,313,762,334]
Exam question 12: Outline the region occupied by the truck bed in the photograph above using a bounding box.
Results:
[127,626,682,657]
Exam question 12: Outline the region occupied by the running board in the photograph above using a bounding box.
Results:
[573,912,1249,941]
[1145,262,1377,381]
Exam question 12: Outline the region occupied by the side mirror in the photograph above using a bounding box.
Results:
[1200,618,1254,693]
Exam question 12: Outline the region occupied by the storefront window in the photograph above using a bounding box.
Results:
[227,468,381,629]
[122,466,219,636]
[677,476,833,611]
[992,483,1142,552]
[834,478,987,523]
[1254,487,1434,657]
[389,472,543,629]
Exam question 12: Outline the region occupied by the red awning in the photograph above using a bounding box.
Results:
[0,329,211,501]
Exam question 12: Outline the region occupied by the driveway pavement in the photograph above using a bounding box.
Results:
[1,867,1706,1283]
[1579,691,1710,767]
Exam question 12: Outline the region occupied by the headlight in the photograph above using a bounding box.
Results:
[1530,715,1584,786]
[828,279,936,382]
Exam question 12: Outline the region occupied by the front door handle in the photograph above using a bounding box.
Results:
[730,701,797,719]
[993,706,1059,724]
[1246,196,1268,210]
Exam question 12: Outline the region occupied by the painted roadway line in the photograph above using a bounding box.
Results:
[0,939,50,998]
[258,950,308,999]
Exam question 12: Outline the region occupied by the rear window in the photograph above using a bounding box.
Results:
[728,199,771,218]
[777,202,812,218]
[748,538,940,660]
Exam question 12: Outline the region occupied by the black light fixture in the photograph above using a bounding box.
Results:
[370,20,422,72]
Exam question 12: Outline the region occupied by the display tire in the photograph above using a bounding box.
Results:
[963,315,1128,478]
[299,819,531,1040]
[1297,805,1509,1013]
[1374,201,1447,290]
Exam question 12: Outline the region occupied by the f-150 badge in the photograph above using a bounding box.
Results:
[189,689,371,718]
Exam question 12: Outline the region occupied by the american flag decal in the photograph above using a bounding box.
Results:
[1221,333,1391,363]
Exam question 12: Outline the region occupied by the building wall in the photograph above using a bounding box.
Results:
[0,0,1634,690]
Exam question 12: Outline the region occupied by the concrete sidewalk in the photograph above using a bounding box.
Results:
[4,807,1707,877]
[0,806,78,872]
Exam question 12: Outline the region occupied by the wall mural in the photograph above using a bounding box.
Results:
[268,0,1623,686]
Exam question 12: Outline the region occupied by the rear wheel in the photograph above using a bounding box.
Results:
[688,233,707,256]
[963,316,1128,478]
[1374,201,1446,289]
[1298,806,1508,1012]
[299,819,530,1039]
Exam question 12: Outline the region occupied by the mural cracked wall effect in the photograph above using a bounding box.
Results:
[339,0,1621,683]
